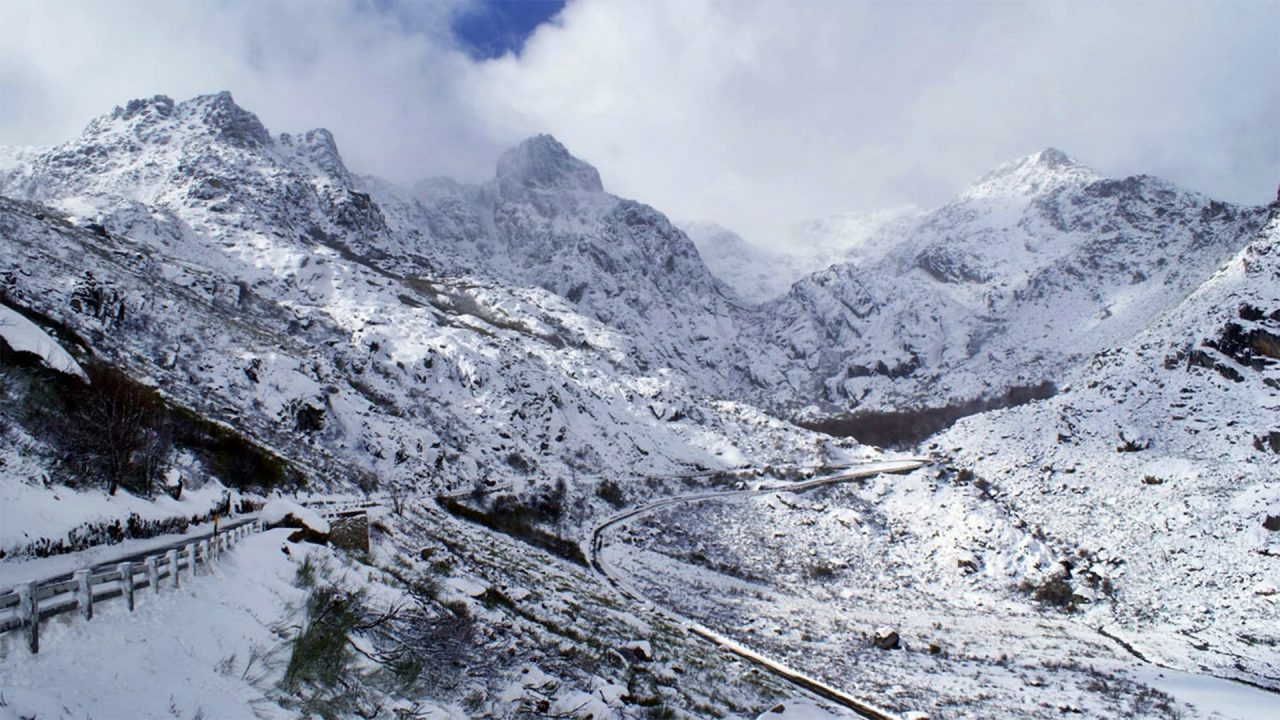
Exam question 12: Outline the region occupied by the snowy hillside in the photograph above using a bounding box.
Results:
[758,149,1269,417]
[0,94,852,506]
[927,207,1280,687]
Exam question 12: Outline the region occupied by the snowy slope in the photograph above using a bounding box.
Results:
[758,149,1269,416]
[0,94,849,503]
[928,206,1280,686]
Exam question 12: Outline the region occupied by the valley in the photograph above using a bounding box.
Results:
[0,90,1275,719]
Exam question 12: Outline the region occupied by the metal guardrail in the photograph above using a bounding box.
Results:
[0,499,382,655]
[0,520,263,654]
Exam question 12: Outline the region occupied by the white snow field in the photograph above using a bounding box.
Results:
[0,304,86,379]
[1,529,337,720]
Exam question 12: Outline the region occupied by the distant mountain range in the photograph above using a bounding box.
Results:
[2,92,1270,440]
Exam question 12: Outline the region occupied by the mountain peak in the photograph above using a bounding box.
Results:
[496,134,603,197]
[962,147,1101,201]
[96,92,272,150]
[286,128,348,178]
[1035,147,1073,167]
[183,91,272,148]
[114,95,177,122]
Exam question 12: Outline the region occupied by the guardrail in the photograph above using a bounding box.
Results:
[0,520,263,654]
[0,499,383,655]
[301,498,384,516]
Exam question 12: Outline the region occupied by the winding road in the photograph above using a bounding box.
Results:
[587,458,930,720]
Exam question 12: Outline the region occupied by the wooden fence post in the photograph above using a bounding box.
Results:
[199,540,210,567]
[186,543,198,575]
[74,569,92,621]
[146,556,160,593]
[167,549,180,589]
[17,583,38,654]
[118,562,135,611]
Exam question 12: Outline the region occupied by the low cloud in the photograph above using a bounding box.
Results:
[2,0,1276,249]
[0,0,499,182]
[475,0,1280,245]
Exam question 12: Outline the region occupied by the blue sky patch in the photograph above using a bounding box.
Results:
[452,0,566,60]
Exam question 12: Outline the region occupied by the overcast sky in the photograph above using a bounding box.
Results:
[1,0,1276,249]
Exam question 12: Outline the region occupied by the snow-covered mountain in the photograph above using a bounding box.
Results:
[2,94,1267,447]
[757,149,1270,417]
[928,205,1280,687]
[0,93,849,504]
[3,91,1277,717]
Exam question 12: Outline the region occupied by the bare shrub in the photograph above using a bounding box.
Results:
[53,362,170,496]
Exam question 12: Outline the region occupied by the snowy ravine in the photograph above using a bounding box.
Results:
[1,91,1276,719]
[603,208,1278,717]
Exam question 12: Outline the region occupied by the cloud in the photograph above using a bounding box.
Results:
[473,0,1280,245]
[0,0,499,183]
[1,0,1276,249]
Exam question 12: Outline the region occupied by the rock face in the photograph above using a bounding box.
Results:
[0,94,840,501]
[328,513,370,553]
[0,91,1269,443]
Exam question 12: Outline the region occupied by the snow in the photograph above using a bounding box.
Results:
[0,89,1274,718]
[446,576,488,598]
[260,498,330,535]
[756,699,846,720]
[1128,666,1280,720]
[0,304,86,379]
[0,529,311,719]
[0,472,237,570]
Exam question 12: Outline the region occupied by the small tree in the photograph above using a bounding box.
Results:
[54,362,171,496]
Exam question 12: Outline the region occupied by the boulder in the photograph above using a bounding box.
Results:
[621,639,652,662]
[261,498,330,544]
[872,627,900,650]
